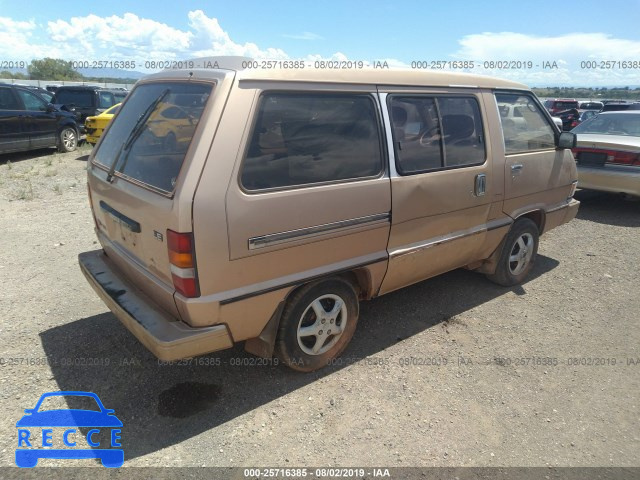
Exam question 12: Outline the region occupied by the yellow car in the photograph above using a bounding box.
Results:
[85,103,122,145]
[145,103,200,152]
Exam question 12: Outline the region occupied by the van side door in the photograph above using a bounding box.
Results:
[221,87,391,319]
[496,91,576,220]
[379,88,509,295]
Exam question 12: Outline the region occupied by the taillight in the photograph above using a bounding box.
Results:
[573,148,640,166]
[606,150,640,165]
[167,230,200,298]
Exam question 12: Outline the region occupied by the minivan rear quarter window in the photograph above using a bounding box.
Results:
[240,93,383,191]
[93,82,212,194]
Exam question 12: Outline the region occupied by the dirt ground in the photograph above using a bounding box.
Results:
[0,146,638,473]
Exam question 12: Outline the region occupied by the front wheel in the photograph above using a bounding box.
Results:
[276,278,359,372]
[58,127,78,152]
[486,218,539,286]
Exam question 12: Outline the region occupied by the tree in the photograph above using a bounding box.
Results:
[27,58,83,81]
[0,70,27,80]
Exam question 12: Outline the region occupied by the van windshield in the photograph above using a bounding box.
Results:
[93,82,213,194]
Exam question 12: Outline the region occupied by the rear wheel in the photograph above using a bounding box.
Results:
[58,127,78,152]
[276,278,359,372]
[486,218,539,286]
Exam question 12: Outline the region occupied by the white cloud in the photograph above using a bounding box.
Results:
[187,10,288,59]
[47,13,192,58]
[454,32,640,86]
[0,10,291,67]
[2,14,639,86]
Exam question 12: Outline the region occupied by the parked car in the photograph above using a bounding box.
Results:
[52,86,117,131]
[85,103,121,145]
[571,111,640,196]
[78,66,579,372]
[101,88,128,103]
[499,101,562,131]
[578,101,604,111]
[553,108,581,130]
[576,109,598,125]
[0,84,79,154]
[601,102,640,113]
[543,98,579,115]
[25,86,54,103]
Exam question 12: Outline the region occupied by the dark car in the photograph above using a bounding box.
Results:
[601,102,640,113]
[52,86,118,129]
[26,86,54,103]
[101,89,128,103]
[0,84,79,154]
[543,98,579,115]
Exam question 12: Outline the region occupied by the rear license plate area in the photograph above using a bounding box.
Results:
[577,152,606,167]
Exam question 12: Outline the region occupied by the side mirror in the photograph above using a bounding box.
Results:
[46,103,55,113]
[557,131,576,149]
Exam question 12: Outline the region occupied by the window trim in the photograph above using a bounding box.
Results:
[238,90,387,194]
[495,90,558,155]
[387,93,487,177]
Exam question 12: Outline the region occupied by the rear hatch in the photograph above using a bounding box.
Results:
[86,71,233,318]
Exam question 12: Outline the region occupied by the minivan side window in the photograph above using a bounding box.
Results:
[389,95,485,175]
[496,93,555,154]
[241,93,383,191]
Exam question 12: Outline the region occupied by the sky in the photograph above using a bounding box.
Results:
[1,0,640,86]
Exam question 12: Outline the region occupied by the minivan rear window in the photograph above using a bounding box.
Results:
[93,82,212,194]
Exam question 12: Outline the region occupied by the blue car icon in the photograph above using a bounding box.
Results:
[16,391,123,468]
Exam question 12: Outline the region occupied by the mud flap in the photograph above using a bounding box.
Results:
[244,301,285,358]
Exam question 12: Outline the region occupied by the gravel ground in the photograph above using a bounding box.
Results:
[0,147,638,474]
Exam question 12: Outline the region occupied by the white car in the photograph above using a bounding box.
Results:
[572,111,640,196]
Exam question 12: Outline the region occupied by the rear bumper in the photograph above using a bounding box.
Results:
[78,250,233,361]
[578,165,640,196]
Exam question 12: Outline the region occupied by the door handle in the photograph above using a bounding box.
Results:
[474,173,486,196]
[511,164,524,173]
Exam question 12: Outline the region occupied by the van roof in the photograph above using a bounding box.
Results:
[141,67,530,90]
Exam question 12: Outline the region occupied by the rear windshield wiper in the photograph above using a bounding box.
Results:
[106,88,170,182]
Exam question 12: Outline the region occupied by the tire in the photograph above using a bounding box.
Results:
[58,127,78,152]
[276,278,359,372]
[486,218,539,287]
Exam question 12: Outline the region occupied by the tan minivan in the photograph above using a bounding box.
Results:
[79,62,580,371]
